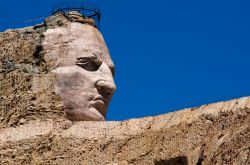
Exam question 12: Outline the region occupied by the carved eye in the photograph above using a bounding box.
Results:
[76,57,101,71]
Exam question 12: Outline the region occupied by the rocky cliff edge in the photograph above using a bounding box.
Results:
[0,96,249,165]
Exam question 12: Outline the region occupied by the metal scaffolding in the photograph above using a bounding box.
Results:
[52,2,101,28]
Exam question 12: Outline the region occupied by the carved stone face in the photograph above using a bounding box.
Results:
[43,23,116,121]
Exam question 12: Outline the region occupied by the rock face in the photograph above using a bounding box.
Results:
[0,13,249,165]
[0,97,249,164]
[0,11,116,126]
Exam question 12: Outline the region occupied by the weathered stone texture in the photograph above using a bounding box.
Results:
[0,12,115,126]
[0,13,249,165]
[0,12,102,128]
[0,26,64,128]
[0,97,249,164]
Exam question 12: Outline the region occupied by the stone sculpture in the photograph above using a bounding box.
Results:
[0,10,249,165]
[43,21,116,121]
[0,11,116,126]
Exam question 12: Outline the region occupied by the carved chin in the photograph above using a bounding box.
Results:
[64,108,105,121]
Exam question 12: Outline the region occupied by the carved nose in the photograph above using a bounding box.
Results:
[96,80,116,98]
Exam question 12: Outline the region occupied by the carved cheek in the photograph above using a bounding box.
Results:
[60,73,88,89]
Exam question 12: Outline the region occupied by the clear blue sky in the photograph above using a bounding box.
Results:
[1,0,250,121]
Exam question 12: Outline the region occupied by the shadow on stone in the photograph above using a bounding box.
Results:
[155,156,188,165]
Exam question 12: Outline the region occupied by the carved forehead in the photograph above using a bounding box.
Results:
[43,23,113,67]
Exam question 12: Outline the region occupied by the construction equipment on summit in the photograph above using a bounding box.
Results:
[52,2,101,28]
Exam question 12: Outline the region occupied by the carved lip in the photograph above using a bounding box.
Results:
[93,95,108,105]
[90,95,108,115]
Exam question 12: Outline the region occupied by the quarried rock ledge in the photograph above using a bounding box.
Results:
[0,96,249,165]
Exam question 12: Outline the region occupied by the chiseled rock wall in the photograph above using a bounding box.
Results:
[0,97,249,165]
[0,13,249,165]
[0,15,64,128]
[0,12,107,127]
[0,11,115,127]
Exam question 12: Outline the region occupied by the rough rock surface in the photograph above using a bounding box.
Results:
[0,97,249,164]
[0,12,113,126]
[0,14,66,128]
[0,13,249,165]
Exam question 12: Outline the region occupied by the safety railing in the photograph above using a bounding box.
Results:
[52,2,101,28]
[0,2,101,31]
